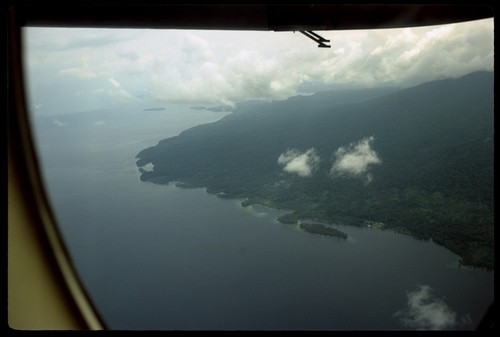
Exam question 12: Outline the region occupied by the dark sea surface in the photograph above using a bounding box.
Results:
[30,104,493,330]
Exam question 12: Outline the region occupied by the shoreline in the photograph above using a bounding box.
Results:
[138,175,493,271]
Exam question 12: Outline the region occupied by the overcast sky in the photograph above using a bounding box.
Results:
[23,18,493,117]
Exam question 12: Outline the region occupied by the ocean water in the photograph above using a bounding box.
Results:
[30,104,493,330]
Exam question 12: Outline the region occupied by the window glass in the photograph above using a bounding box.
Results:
[24,19,493,330]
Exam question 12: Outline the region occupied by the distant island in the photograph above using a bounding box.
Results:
[299,223,348,240]
[191,105,234,112]
[143,107,166,111]
[136,72,494,270]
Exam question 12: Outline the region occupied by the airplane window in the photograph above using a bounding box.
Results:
[23,18,493,330]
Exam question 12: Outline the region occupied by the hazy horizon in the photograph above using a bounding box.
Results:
[23,18,493,117]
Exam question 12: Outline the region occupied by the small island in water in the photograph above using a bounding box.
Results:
[299,223,348,240]
[143,107,166,111]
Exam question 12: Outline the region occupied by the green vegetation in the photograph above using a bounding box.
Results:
[299,223,348,239]
[276,212,300,225]
[136,72,494,270]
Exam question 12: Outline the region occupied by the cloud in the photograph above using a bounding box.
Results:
[53,118,68,127]
[146,19,493,106]
[139,162,154,172]
[364,173,374,186]
[394,285,458,330]
[330,136,381,180]
[23,19,493,116]
[107,88,137,103]
[93,120,106,126]
[149,44,297,106]
[106,77,138,103]
[108,77,121,88]
[278,148,320,177]
[329,20,494,87]
[24,27,140,52]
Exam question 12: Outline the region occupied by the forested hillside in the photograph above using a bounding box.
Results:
[136,72,494,269]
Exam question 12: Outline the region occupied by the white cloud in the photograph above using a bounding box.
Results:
[23,18,493,116]
[149,43,300,106]
[140,162,154,172]
[107,78,137,104]
[335,20,494,86]
[278,148,320,177]
[93,120,106,126]
[107,88,137,103]
[330,136,381,180]
[23,27,140,52]
[53,118,68,127]
[394,285,457,330]
[364,173,374,186]
[108,77,121,88]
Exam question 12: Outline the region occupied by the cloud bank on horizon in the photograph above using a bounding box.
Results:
[23,18,493,116]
